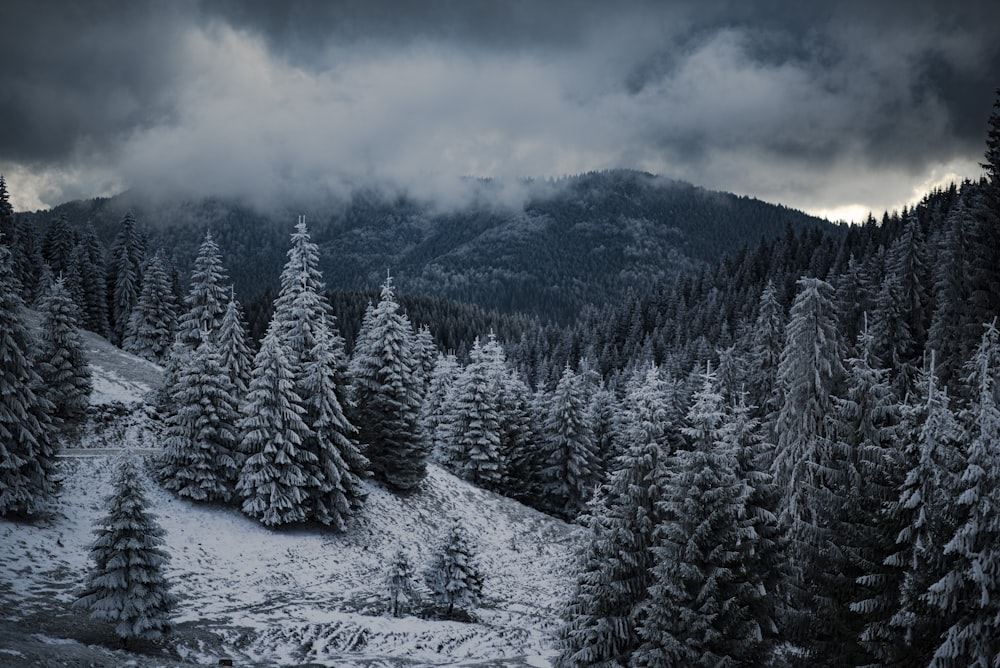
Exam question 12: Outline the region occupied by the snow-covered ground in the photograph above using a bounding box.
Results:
[0,330,582,666]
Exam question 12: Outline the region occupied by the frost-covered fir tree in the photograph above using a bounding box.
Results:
[349,275,426,492]
[34,277,92,428]
[411,323,437,396]
[829,319,900,666]
[873,356,964,666]
[748,279,785,428]
[74,455,176,648]
[439,338,504,489]
[0,242,57,517]
[298,334,369,531]
[160,339,243,503]
[76,224,111,337]
[268,220,365,524]
[555,364,672,668]
[422,352,461,462]
[424,520,483,618]
[236,326,317,527]
[926,322,1000,666]
[123,253,177,362]
[385,548,420,617]
[217,295,253,402]
[106,211,146,345]
[633,366,770,667]
[175,231,229,349]
[539,364,598,520]
[495,367,538,500]
[770,276,846,659]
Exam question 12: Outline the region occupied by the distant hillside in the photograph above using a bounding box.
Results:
[17,170,832,323]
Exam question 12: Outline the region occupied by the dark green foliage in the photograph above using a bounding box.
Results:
[424,520,483,618]
[106,211,146,345]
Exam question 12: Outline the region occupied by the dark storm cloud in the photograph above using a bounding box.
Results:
[1,0,998,216]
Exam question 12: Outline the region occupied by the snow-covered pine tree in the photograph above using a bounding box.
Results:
[873,356,965,666]
[438,337,504,489]
[411,323,437,396]
[495,367,538,500]
[385,548,420,617]
[0,242,58,517]
[159,339,243,503]
[106,211,146,345]
[42,214,75,278]
[236,325,318,527]
[123,252,177,362]
[34,277,92,428]
[217,295,253,403]
[926,322,1000,666]
[424,520,483,618]
[829,318,900,666]
[73,455,176,647]
[749,279,785,432]
[175,231,229,349]
[539,364,598,520]
[632,370,772,666]
[770,276,846,660]
[298,334,369,531]
[634,365,768,667]
[77,224,110,337]
[349,275,426,492]
[422,351,461,463]
[268,220,365,524]
[555,364,672,667]
[927,197,974,392]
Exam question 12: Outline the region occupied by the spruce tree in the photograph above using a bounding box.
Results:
[424,520,483,618]
[349,275,426,492]
[634,366,769,666]
[539,364,598,520]
[42,214,75,278]
[106,211,146,345]
[236,326,317,527]
[875,357,965,666]
[34,277,92,428]
[770,276,846,660]
[928,198,974,392]
[0,243,58,517]
[556,364,672,667]
[385,548,420,617]
[748,280,785,432]
[123,253,177,363]
[926,322,1000,666]
[77,224,111,337]
[175,231,229,349]
[217,295,253,403]
[160,340,243,503]
[73,455,176,647]
[439,338,504,489]
[422,352,461,463]
[0,175,13,250]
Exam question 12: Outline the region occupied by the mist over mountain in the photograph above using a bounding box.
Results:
[20,170,830,323]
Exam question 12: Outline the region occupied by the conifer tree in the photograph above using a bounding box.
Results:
[175,231,229,349]
[748,280,785,430]
[385,548,420,617]
[123,253,177,362]
[74,455,176,647]
[236,326,317,527]
[634,366,770,666]
[0,243,58,517]
[34,277,92,428]
[349,276,426,492]
[269,220,365,524]
[424,520,483,618]
[439,338,504,489]
[42,214,75,278]
[873,357,964,666]
[422,352,461,462]
[926,322,1000,666]
[496,367,538,499]
[77,224,110,337]
[928,198,974,392]
[412,323,438,396]
[556,364,672,667]
[106,211,146,345]
[539,364,598,520]
[160,340,243,503]
[0,175,13,249]
[217,295,253,402]
[770,276,846,659]
[830,320,900,666]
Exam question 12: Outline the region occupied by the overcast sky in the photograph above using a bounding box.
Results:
[2,0,998,220]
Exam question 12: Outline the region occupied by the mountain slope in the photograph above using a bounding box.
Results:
[19,170,832,323]
[0,330,581,666]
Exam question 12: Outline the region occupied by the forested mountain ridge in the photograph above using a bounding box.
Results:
[14,170,831,323]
